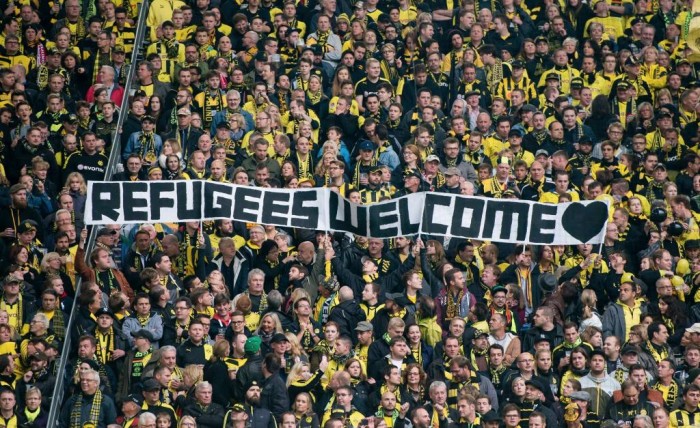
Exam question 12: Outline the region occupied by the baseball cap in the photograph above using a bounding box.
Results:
[358,140,375,151]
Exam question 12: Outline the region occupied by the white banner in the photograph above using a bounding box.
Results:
[86,181,608,245]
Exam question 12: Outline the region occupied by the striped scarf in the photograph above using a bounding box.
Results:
[70,390,103,428]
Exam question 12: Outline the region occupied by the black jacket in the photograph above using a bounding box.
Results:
[260,373,289,420]
[326,300,367,345]
[181,401,226,428]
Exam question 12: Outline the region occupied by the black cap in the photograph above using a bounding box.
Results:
[511,59,525,69]
[525,376,547,392]
[245,380,261,391]
[616,80,631,90]
[124,393,143,406]
[508,129,523,138]
[142,378,161,392]
[62,113,79,123]
[621,344,641,355]
[132,329,155,341]
[578,136,594,146]
[216,121,231,129]
[97,228,118,238]
[625,56,639,66]
[403,168,421,180]
[95,307,114,318]
[655,110,672,120]
[570,77,584,89]
[270,333,289,344]
[686,239,700,250]
[16,220,38,235]
[141,115,155,123]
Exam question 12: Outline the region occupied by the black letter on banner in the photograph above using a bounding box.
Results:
[123,182,149,222]
[291,191,319,229]
[398,197,420,235]
[482,200,529,242]
[328,192,366,235]
[529,203,557,244]
[232,186,262,222]
[451,197,485,238]
[149,182,176,221]
[262,191,290,225]
[422,194,452,235]
[204,182,234,219]
[91,182,120,222]
[176,181,203,219]
[369,201,399,237]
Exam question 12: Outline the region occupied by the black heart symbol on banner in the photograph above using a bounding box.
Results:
[561,202,608,243]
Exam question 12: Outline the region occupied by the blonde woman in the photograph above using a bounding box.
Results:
[287,362,327,403]
[641,46,667,90]
[285,331,309,364]
[63,172,87,213]
[179,364,204,401]
[579,289,602,333]
[177,415,197,428]
[256,312,283,353]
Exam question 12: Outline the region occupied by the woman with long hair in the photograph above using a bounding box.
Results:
[291,393,320,428]
[658,295,688,347]
[164,154,183,180]
[641,46,668,90]
[342,19,366,51]
[305,75,328,121]
[255,312,283,354]
[626,101,655,138]
[344,358,371,415]
[565,0,594,40]
[39,253,74,297]
[585,95,617,142]
[579,289,603,332]
[505,283,527,327]
[280,160,298,186]
[389,143,422,186]
[9,245,39,283]
[286,362,326,404]
[559,347,589,398]
[401,30,420,70]
[147,95,165,131]
[580,325,603,349]
[158,139,183,170]
[331,66,353,97]
[403,363,427,415]
[203,339,233,407]
[310,320,339,367]
[63,172,87,213]
[535,350,560,400]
